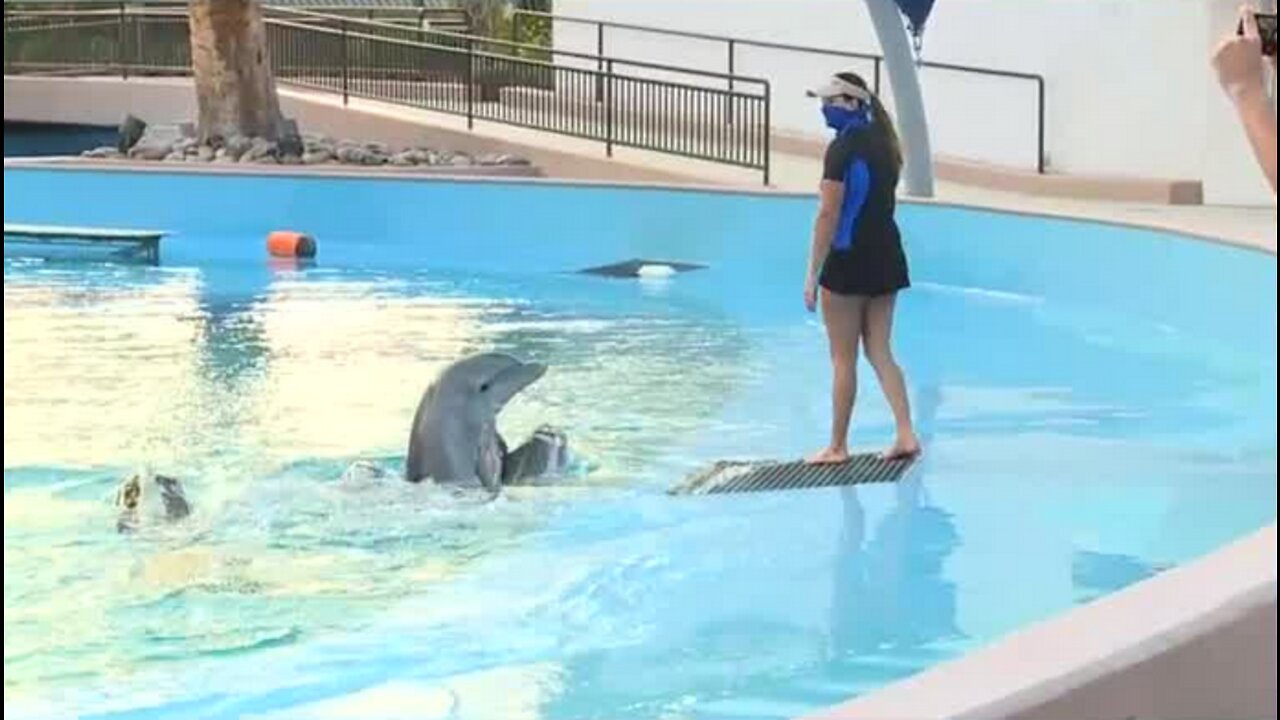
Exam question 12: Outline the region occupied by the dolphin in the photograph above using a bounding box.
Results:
[502,425,573,486]
[405,353,554,493]
[115,471,191,533]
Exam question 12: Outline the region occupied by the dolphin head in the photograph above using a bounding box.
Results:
[446,353,546,414]
[406,353,547,489]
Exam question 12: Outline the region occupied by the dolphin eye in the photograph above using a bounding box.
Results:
[480,382,491,393]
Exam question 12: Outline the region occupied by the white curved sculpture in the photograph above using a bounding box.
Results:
[863,0,936,197]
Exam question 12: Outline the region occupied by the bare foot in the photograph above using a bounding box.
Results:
[807,447,850,465]
[881,435,922,462]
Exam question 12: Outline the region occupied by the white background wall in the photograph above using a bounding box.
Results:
[553,0,1277,206]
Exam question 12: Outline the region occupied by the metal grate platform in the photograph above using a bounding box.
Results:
[669,454,917,496]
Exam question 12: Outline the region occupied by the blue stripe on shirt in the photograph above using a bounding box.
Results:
[835,158,871,251]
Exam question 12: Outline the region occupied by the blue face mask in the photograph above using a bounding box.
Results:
[822,104,872,133]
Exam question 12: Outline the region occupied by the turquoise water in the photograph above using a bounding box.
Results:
[4,169,1277,719]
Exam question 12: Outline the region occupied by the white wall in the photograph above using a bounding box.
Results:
[554,0,1277,206]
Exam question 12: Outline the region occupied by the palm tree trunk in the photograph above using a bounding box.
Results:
[188,0,282,142]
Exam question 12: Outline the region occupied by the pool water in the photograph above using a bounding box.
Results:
[4,170,1277,719]
[4,122,118,159]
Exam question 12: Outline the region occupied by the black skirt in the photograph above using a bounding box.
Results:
[819,232,911,298]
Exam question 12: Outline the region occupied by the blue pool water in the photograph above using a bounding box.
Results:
[4,168,1277,720]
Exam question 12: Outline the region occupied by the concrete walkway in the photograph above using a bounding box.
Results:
[283,85,1277,253]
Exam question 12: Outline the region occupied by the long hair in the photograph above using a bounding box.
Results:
[836,71,904,172]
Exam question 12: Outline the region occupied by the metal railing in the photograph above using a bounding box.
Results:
[514,9,1049,174]
[3,5,773,182]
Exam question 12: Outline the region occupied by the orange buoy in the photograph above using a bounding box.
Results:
[267,231,317,259]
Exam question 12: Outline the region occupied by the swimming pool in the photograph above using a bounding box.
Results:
[4,166,1276,720]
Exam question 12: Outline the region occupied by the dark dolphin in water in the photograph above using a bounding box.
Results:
[114,471,191,533]
[406,353,574,494]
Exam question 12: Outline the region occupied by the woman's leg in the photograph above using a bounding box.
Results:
[863,293,921,459]
[809,289,867,464]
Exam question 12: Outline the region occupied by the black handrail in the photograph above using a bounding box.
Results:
[514,9,1048,174]
[266,6,770,95]
[3,5,775,184]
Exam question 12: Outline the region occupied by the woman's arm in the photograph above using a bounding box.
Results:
[1229,89,1278,194]
[808,180,845,283]
[1214,7,1278,194]
[806,179,844,312]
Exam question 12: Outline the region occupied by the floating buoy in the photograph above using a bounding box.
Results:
[267,231,317,259]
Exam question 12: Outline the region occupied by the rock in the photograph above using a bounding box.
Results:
[130,143,172,161]
[410,148,439,165]
[302,148,333,165]
[251,154,279,165]
[83,146,123,159]
[335,145,367,165]
[117,114,147,154]
[363,141,389,155]
[304,135,337,156]
[173,137,198,155]
[196,146,215,162]
[243,137,277,162]
[449,153,474,167]
[129,124,187,161]
[224,135,253,161]
[162,151,185,162]
[278,118,304,159]
[279,154,302,166]
[476,152,530,166]
[390,150,417,167]
[362,151,388,166]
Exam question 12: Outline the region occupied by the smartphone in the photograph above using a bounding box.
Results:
[1240,13,1278,57]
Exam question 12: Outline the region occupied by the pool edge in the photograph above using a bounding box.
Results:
[799,523,1278,720]
[5,159,1276,258]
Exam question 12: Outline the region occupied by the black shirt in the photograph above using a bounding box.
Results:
[817,123,910,297]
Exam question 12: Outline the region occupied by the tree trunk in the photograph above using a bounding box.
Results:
[188,0,282,143]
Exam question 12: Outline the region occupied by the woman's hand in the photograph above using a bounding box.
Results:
[804,276,819,313]
[1215,6,1268,103]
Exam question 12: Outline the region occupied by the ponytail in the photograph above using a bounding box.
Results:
[869,94,904,172]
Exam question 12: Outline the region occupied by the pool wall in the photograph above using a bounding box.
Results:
[5,163,1277,719]
[4,164,1275,358]
[806,524,1276,720]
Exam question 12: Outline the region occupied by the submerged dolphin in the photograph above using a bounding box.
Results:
[406,353,570,493]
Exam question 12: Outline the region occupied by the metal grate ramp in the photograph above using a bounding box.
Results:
[669,454,917,496]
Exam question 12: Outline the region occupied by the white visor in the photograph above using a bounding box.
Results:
[805,76,872,102]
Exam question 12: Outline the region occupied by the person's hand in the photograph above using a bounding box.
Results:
[804,276,819,313]
[1214,6,1268,103]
